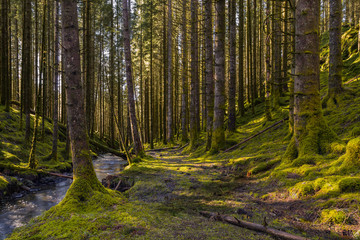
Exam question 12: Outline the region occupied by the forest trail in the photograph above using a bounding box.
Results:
[125,148,338,240]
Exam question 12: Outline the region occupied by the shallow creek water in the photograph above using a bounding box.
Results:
[0,153,127,239]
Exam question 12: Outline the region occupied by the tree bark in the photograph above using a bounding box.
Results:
[51,0,60,161]
[285,0,337,160]
[204,0,214,150]
[22,0,32,143]
[238,0,245,117]
[190,0,199,148]
[228,0,236,132]
[1,0,10,112]
[122,0,144,156]
[61,0,103,189]
[167,0,173,143]
[181,0,189,143]
[323,0,343,107]
[265,0,272,121]
[211,0,226,152]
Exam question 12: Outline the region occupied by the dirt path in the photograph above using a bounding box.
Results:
[126,149,340,240]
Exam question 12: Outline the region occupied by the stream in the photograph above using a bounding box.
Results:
[0,153,127,240]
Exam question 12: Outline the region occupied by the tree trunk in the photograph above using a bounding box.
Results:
[228,0,236,132]
[265,0,272,121]
[273,0,281,108]
[211,0,226,152]
[285,0,337,160]
[323,0,343,107]
[122,0,144,156]
[190,0,199,148]
[109,0,115,147]
[22,0,32,143]
[1,0,10,112]
[238,0,244,116]
[61,0,103,191]
[51,0,60,161]
[205,0,214,150]
[181,0,189,143]
[167,0,173,143]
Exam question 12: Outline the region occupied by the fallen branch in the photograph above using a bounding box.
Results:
[224,118,288,152]
[200,211,308,240]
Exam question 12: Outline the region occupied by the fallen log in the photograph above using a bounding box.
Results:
[89,139,127,160]
[224,118,288,152]
[200,211,308,240]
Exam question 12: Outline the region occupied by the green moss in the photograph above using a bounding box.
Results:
[339,177,360,193]
[0,175,9,190]
[248,159,280,175]
[320,209,348,224]
[351,127,360,137]
[338,137,360,172]
[290,181,315,199]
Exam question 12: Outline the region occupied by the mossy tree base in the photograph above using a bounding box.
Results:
[284,117,341,161]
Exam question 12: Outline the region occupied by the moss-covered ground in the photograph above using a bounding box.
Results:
[5,26,360,239]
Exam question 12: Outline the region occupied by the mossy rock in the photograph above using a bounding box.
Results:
[248,159,280,176]
[292,155,316,167]
[290,181,315,199]
[339,177,360,193]
[339,137,360,172]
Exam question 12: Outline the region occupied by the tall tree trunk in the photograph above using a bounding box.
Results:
[228,0,236,132]
[205,0,214,149]
[22,0,32,143]
[122,0,144,156]
[167,0,173,143]
[61,0,103,191]
[181,0,188,143]
[265,0,272,121]
[273,0,281,108]
[190,0,199,148]
[1,0,10,112]
[238,0,244,116]
[285,0,337,160]
[51,0,60,161]
[109,0,115,147]
[211,0,226,152]
[323,0,343,107]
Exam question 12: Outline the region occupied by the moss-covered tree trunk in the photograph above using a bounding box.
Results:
[211,0,226,152]
[285,0,337,160]
[265,0,272,121]
[323,0,343,107]
[61,0,103,191]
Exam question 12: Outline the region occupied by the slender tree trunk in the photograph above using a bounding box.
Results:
[162,3,167,145]
[273,0,281,107]
[22,0,32,143]
[323,0,343,107]
[122,0,144,156]
[109,0,115,147]
[228,0,236,132]
[61,0,103,190]
[51,0,60,161]
[181,0,188,143]
[205,0,214,149]
[285,0,337,160]
[238,0,244,116]
[211,0,226,152]
[167,0,173,143]
[150,0,154,148]
[1,0,10,112]
[265,0,272,121]
[190,0,199,148]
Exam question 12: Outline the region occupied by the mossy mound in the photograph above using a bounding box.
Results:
[339,177,360,193]
[320,209,348,224]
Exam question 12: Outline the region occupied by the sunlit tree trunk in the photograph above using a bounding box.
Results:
[238,0,244,116]
[167,0,173,143]
[285,0,337,160]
